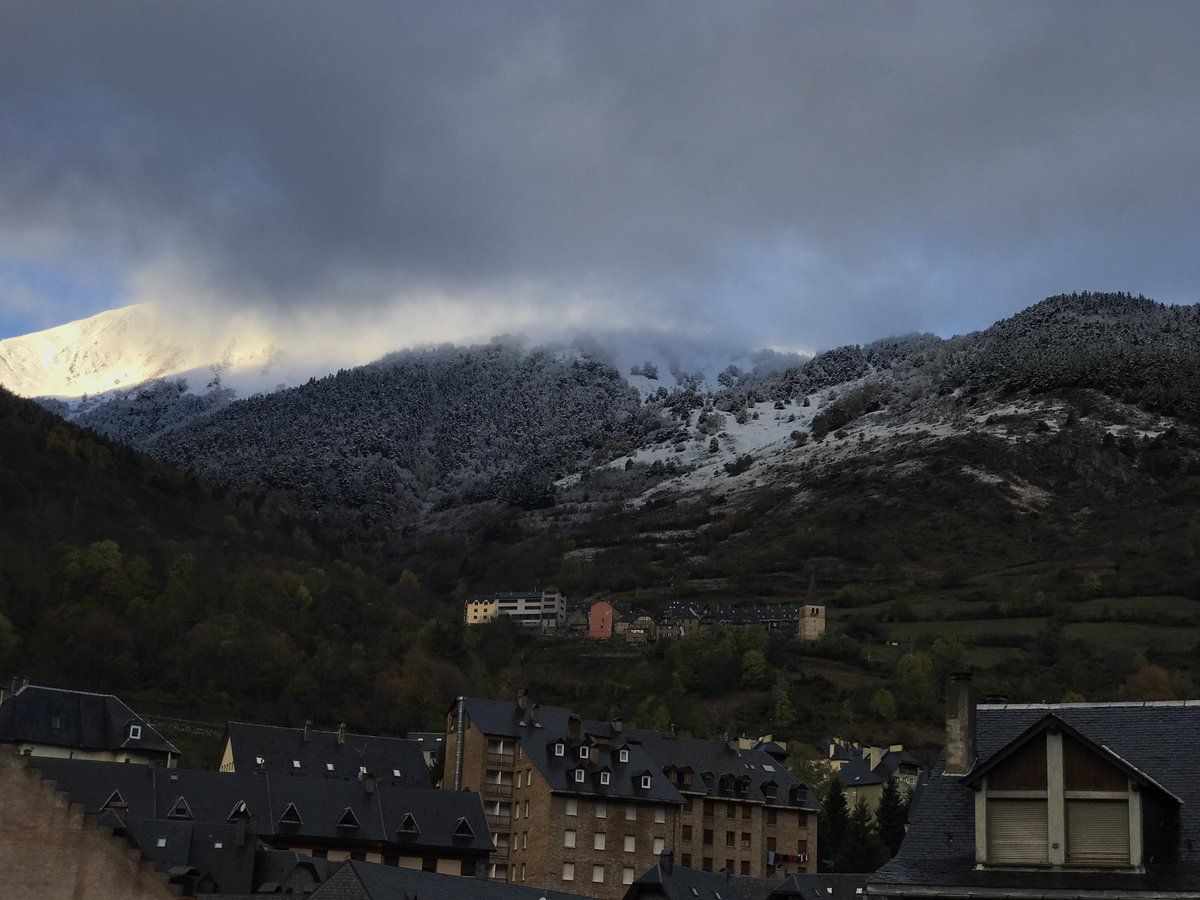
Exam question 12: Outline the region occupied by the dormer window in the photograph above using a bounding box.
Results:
[575,768,586,783]
[641,774,652,790]
[967,716,1174,871]
[255,756,265,766]
[554,742,565,757]
[619,748,630,764]
[128,724,142,740]
[579,745,590,760]
[326,763,335,772]
[292,760,301,769]
[600,771,611,786]
[393,768,401,778]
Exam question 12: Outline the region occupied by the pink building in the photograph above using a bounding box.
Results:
[588,600,614,640]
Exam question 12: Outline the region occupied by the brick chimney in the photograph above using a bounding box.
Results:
[659,848,674,875]
[337,722,347,746]
[944,672,976,775]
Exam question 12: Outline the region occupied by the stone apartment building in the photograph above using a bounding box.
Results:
[465,590,568,633]
[445,695,818,899]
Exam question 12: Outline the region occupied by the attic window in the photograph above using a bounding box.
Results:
[359,766,368,776]
[101,790,127,811]
[227,800,250,822]
[762,764,775,772]
[128,724,142,741]
[600,771,611,786]
[326,763,334,772]
[255,756,265,766]
[575,768,586,783]
[292,760,301,769]
[337,807,361,830]
[156,837,167,848]
[554,742,565,757]
[167,796,194,820]
[393,769,402,778]
[641,775,652,790]
[454,817,475,838]
[398,813,420,835]
[278,802,303,826]
[619,749,629,764]
[213,841,223,849]
[579,745,590,760]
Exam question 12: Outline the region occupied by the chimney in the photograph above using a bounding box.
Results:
[517,688,529,712]
[659,848,674,875]
[944,672,976,775]
[867,746,883,771]
[302,720,312,743]
[337,722,347,745]
[611,716,623,735]
[568,714,581,740]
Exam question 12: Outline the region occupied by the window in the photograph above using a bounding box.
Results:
[625,806,636,821]
[727,802,736,818]
[741,860,751,875]
[702,857,713,872]
[359,766,367,776]
[128,724,142,740]
[619,749,630,763]
[725,858,735,872]
[337,807,361,830]
[703,829,713,846]
[682,824,693,841]
[524,800,529,818]
[726,830,735,847]
[742,805,752,820]
[555,742,565,757]
[156,837,167,848]
[654,837,666,855]
[624,834,636,853]
[562,862,575,882]
[565,798,578,817]
[213,841,223,849]
[767,836,777,852]
[291,759,301,769]
[623,865,635,884]
[988,799,1049,865]
[682,853,692,867]
[595,801,607,819]
[766,808,777,825]
[519,863,526,881]
[704,800,715,817]
[580,745,590,759]
[684,797,693,813]
[513,804,520,820]
[392,768,401,777]
[600,771,611,786]
[592,864,605,884]
[655,806,666,824]
[326,763,335,772]
[564,829,576,848]
[574,768,585,783]
[641,775,652,789]
[255,756,265,766]
[1067,800,1130,866]
[594,832,606,850]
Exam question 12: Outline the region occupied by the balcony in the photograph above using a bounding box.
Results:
[487,752,516,768]
[490,844,511,859]
[483,782,513,799]
[486,813,513,830]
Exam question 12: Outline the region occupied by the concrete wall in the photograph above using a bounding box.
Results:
[0,750,176,900]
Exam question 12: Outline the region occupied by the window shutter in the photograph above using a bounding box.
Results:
[1067,800,1129,867]
[987,799,1048,865]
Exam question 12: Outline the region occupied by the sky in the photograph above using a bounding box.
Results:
[3,1,1200,353]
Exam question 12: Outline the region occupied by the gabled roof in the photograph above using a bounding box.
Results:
[871,702,1200,895]
[313,858,591,899]
[0,684,177,755]
[457,697,684,804]
[31,757,491,854]
[964,712,1182,803]
[222,720,429,786]
[628,859,802,899]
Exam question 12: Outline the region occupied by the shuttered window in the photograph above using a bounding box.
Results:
[1067,800,1129,867]
[987,799,1048,865]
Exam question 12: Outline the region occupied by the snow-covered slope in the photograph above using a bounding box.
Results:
[0,303,281,399]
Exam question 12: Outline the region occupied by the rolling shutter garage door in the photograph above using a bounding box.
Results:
[1067,800,1129,866]
[987,799,1048,864]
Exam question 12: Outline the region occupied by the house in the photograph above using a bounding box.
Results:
[626,616,657,644]
[309,858,593,899]
[869,673,1200,898]
[797,606,826,641]
[627,728,818,879]
[465,591,568,633]
[0,681,178,767]
[31,757,492,876]
[444,694,685,898]
[624,852,865,899]
[218,720,430,787]
[590,601,616,640]
[824,740,922,809]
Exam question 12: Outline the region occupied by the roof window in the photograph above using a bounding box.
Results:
[128,724,142,741]
[554,742,565,757]
[101,790,127,811]
[600,771,611,786]
[337,807,361,830]
[454,817,475,838]
[292,760,301,769]
[398,812,420,835]
[326,763,335,772]
[619,749,630,763]
[575,768,586,783]
[167,796,193,820]
[278,802,303,826]
[641,774,652,789]
[579,745,590,759]
[227,800,251,822]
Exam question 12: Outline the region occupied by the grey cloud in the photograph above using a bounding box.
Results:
[3,0,1200,351]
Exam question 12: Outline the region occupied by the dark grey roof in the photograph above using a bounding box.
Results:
[460,697,684,805]
[626,729,815,811]
[836,757,886,788]
[778,873,872,900]
[628,859,798,899]
[32,757,490,855]
[224,721,430,786]
[871,702,1200,895]
[311,859,591,899]
[0,683,178,756]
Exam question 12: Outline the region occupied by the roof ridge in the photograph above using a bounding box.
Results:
[18,684,119,700]
[979,699,1200,709]
[227,720,414,740]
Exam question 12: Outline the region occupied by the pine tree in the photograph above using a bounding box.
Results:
[837,795,885,872]
[819,776,849,871]
[876,777,908,857]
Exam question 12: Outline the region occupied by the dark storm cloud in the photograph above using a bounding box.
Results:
[3,0,1200,349]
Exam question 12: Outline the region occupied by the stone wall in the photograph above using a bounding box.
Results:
[0,749,176,900]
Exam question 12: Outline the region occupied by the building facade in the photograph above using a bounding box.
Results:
[589,601,615,640]
[466,591,568,633]
[0,683,178,768]
[797,605,826,641]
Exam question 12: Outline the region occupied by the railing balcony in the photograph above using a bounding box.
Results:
[486,813,513,830]
[490,844,511,859]
[483,782,513,799]
[487,752,516,768]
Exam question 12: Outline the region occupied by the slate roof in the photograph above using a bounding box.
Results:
[460,697,684,805]
[870,702,1200,896]
[627,729,815,811]
[310,859,591,899]
[627,858,802,899]
[0,683,177,757]
[837,750,920,790]
[778,874,871,900]
[224,721,430,786]
[32,757,490,855]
